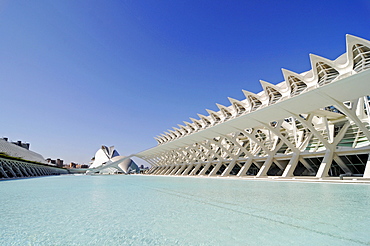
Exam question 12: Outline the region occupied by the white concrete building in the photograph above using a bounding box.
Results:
[88,145,139,174]
[0,138,68,178]
[135,34,370,179]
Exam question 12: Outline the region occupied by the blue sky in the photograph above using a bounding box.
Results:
[1,0,370,165]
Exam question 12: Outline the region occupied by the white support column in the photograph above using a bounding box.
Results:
[198,162,212,176]
[0,165,9,178]
[3,162,17,177]
[189,162,203,175]
[157,166,168,175]
[237,158,253,176]
[316,149,334,178]
[209,161,223,176]
[299,158,316,175]
[363,154,370,178]
[333,154,352,174]
[175,164,187,175]
[259,120,314,177]
[149,166,159,174]
[13,164,24,177]
[169,165,181,175]
[329,97,370,142]
[256,154,274,177]
[273,160,288,171]
[281,152,300,177]
[221,159,237,176]
[182,163,195,175]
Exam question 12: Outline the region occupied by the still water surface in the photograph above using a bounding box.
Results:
[1,175,370,245]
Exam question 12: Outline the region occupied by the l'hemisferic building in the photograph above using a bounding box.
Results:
[135,35,370,179]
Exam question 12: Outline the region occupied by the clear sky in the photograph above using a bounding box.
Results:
[1,0,370,165]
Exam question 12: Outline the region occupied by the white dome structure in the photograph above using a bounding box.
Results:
[87,146,139,174]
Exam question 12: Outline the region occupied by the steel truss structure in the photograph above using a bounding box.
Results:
[135,35,370,179]
[0,157,68,179]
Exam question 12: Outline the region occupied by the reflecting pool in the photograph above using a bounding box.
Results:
[1,175,370,245]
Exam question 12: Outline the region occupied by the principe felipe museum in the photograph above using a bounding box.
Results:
[131,34,370,180]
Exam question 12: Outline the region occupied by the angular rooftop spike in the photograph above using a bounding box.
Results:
[163,131,172,140]
[183,121,196,131]
[346,34,370,47]
[242,89,263,110]
[177,124,189,135]
[216,103,234,119]
[282,68,308,97]
[259,80,279,90]
[242,89,261,99]
[173,127,183,137]
[197,113,212,126]
[197,113,209,120]
[206,108,219,115]
[190,117,203,129]
[168,129,179,139]
[281,68,305,81]
[309,53,334,65]
[172,126,181,133]
[228,97,247,115]
[216,103,231,110]
[160,133,169,141]
[260,80,283,105]
[228,97,242,104]
[309,53,340,86]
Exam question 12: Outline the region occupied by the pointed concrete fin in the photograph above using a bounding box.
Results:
[242,89,260,98]
[172,127,183,136]
[183,121,195,131]
[183,121,191,126]
[197,113,212,124]
[281,68,306,85]
[281,68,301,78]
[154,137,161,143]
[309,53,333,64]
[164,132,173,140]
[206,109,221,121]
[206,108,218,115]
[160,136,167,142]
[190,117,203,128]
[259,80,277,89]
[228,97,248,112]
[259,80,282,95]
[168,130,178,138]
[216,103,230,111]
[216,103,234,118]
[346,34,370,61]
[101,145,110,158]
[177,124,188,133]
[155,136,163,142]
[228,97,242,104]
[196,113,207,120]
[108,146,115,158]
[346,34,370,47]
[309,53,340,78]
[160,134,169,141]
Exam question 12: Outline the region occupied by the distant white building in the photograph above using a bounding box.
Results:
[88,145,139,174]
[136,35,370,179]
